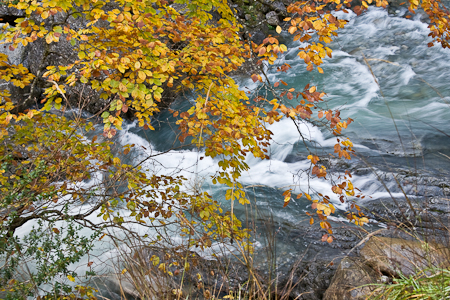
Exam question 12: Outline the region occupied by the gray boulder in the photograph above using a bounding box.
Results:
[323,257,379,300]
[360,236,450,277]
[266,11,279,26]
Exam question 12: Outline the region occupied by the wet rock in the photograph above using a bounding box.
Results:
[272,1,287,14]
[248,28,267,45]
[277,259,338,300]
[266,11,279,26]
[323,257,379,300]
[360,236,450,277]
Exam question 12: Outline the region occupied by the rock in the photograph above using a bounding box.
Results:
[277,260,338,300]
[323,257,379,300]
[272,1,287,14]
[0,34,25,66]
[248,29,267,45]
[360,236,450,277]
[98,246,253,299]
[266,11,279,26]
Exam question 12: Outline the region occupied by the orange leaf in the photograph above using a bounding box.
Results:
[259,47,266,55]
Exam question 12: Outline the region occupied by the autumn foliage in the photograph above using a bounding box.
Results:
[0,0,448,297]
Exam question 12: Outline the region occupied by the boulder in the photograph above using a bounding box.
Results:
[266,11,279,26]
[277,260,338,300]
[323,257,379,300]
[360,236,450,277]
[272,1,287,14]
[323,235,450,300]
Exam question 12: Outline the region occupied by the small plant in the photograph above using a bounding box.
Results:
[369,267,450,299]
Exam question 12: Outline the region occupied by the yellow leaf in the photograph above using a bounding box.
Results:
[67,275,75,282]
[118,64,126,73]
[316,203,326,211]
[359,217,369,225]
[158,263,166,272]
[317,67,324,74]
[329,203,336,213]
[138,71,146,81]
[323,36,332,43]
[309,86,316,93]
[276,25,282,34]
[348,181,353,190]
